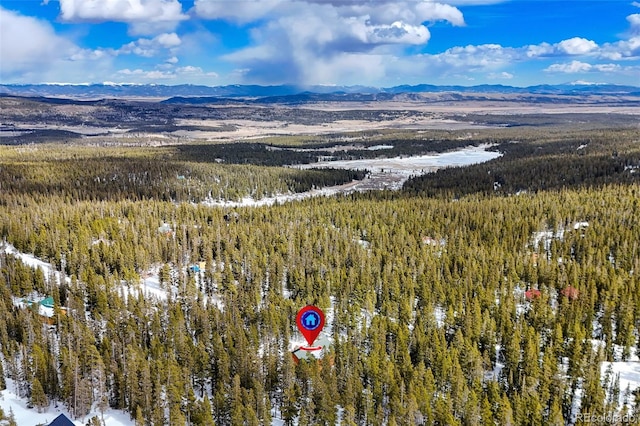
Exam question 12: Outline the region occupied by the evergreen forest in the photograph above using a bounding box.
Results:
[1,117,640,426]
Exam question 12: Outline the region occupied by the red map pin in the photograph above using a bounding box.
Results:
[296,305,325,346]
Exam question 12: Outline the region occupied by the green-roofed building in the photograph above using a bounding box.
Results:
[40,296,55,308]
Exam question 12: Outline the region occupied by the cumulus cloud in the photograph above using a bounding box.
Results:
[556,37,598,55]
[525,37,598,58]
[216,0,467,84]
[0,7,82,80]
[208,0,638,85]
[628,13,640,33]
[116,33,181,57]
[594,13,640,60]
[195,0,464,26]
[431,44,516,69]
[58,0,187,34]
[544,60,621,74]
[526,42,553,58]
[545,61,593,73]
[599,38,640,61]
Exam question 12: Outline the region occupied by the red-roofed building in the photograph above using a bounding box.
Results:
[525,289,541,300]
[561,286,579,300]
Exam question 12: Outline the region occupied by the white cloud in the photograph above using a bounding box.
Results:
[367,21,430,44]
[488,71,514,79]
[300,53,389,86]
[4,0,637,86]
[118,68,176,79]
[195,0,465,27]
[217,0,469,84]
[116,65,219,82]
[600,36,640,60]
[116,33,181,57]
[156,32,182,48]
[556,37,598,55]
[58,0,187,34]
[526,42,553,58]
[69,48,110,61]
[544,60,621,74]
[628,13,640,33]
[545,60,593,73]
[596,14,640,60]
[194,0,283,23]
[212,0,639,86]
[0,7,101,81]
[593,63,621,72]
[525,37,598,58]
[432,44,516,69]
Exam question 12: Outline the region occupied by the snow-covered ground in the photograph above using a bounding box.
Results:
[433,305,446,327]
[202,179,365,207]
[0,379,133,426]
[1,242,69,287]
[601,361,640,408]
[531,229,565,253]
[204,145,501,207]
[598,342,640,409]
[296,144,501,175]
[295,144,501,191]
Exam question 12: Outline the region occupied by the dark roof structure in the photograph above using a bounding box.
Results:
[48,414,75,426]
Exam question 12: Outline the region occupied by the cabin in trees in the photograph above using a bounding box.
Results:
[158,223,173,236]
[525,288,542,301]
[20,296,67,325]
[561,286,579,300]
[188,262,206,273]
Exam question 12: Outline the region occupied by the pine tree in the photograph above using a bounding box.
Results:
[85,417,101,426]
[7,407,18,426]
[169,404,187,426]
[30,377,48,413]
[548,398,564,426]
[0,358,5,391]
[135,406,144,426]
[193,395,216,426]
[230,374,244,426]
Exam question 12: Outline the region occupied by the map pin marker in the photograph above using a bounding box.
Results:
[296,305,325,346]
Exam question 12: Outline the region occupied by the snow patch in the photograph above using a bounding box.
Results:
[601,361,640,408]
[1,242,70,286]
[366,145,394,151]
[0,379,133,426]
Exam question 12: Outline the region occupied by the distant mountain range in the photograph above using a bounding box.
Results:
[1,82,638,100]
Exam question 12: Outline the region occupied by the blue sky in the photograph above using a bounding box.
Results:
[1,0,639,87]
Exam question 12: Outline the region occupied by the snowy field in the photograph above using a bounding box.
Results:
[204,145,501,207]
[295,144,501,175]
